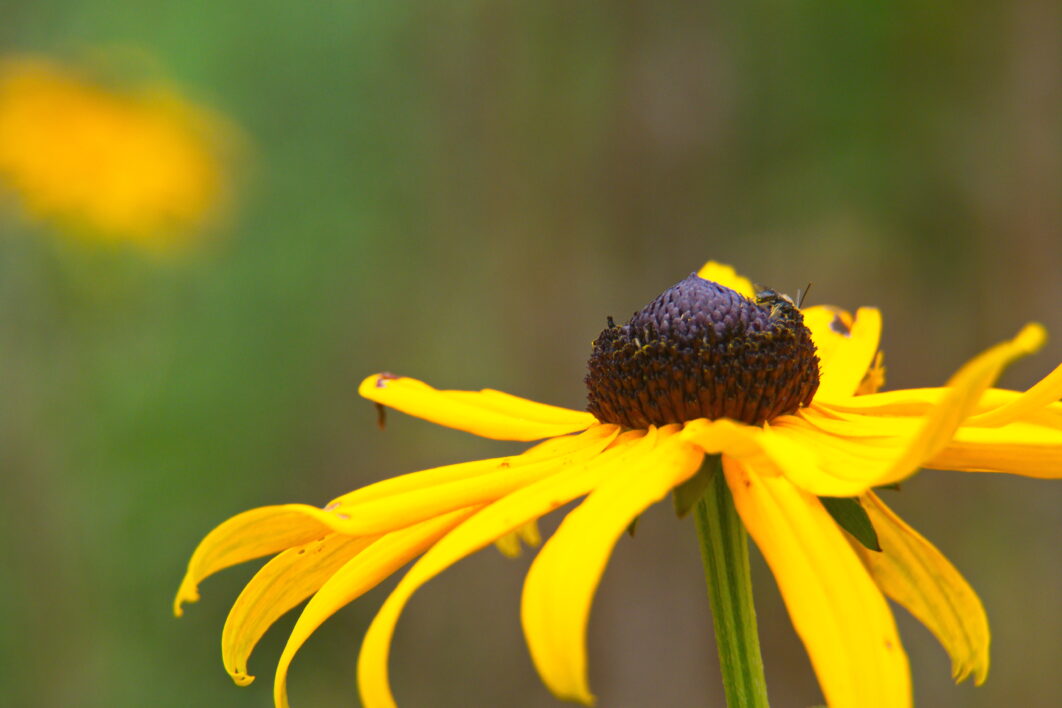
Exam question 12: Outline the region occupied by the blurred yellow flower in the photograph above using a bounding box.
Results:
[0,56,231,248]
[176,261,1061,708]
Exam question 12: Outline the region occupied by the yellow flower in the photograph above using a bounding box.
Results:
[175,261,1062,708]
[0,56,230,248]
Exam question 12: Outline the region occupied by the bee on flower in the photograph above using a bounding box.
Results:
[176,261,1061,708]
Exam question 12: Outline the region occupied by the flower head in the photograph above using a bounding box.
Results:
[176,261,1061,708]
[586,272,820,426]
[0,56,231,248]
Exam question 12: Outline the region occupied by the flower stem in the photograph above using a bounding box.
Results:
[693,455,770,708]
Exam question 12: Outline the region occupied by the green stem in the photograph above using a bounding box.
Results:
[693,455,770,708]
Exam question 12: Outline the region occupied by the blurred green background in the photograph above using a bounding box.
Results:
[1,1,1059,707]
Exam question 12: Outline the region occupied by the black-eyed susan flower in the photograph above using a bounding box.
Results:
[0,56,231,248]
[176,261,1061,708]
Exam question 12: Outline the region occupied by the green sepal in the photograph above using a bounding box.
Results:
[820,496,881,552]
[673,456,718,518]
[875,482,902,492]
[626,515,641,537]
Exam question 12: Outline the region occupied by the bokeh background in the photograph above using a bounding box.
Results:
[1,2,1059,707]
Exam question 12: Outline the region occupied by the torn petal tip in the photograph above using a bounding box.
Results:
[172,588,199,617]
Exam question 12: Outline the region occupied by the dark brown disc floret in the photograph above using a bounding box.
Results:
[585,274,820,428]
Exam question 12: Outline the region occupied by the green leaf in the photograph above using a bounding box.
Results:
[673,456,718,518]
[820,496,881,552]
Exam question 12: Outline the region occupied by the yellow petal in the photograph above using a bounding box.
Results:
[765,408,1061,494]
[724,459,910,708]
[767,324,1048,494]
[521,435,703,703]
[517,517,543,547]
[273,508,477,708]
[869,323,1046,483]
[182,430,617,572]
[964,361,1062,427]
[318,425,618,536]
[358,374,597,441]
[494,530,523,558]
[356,428,667,708]
[764,412,910,496]
[696,261,756,297]
[818,387,953,416]
[802,306,883,400]
[326,424,617,511]
[851,493,989,685]
[802,306,853,369]
[174,506,332,616]
[820,387,1062,429]
[680,416,798,464]
[494,519,543,558]
[684,415,872,497]
[222,533,376,686]
[926,421,1062,479]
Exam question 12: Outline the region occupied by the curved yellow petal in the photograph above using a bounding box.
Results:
[964,361,1062,427]
[319,425,618,536]
[273,508,477,708]
[768,324,1048,494]
[803,306,883,401]
[324,425,616,511]
[359,374,597,440]
[520,436,703,703]
[870,323,1046,482]
[696,261,756,297]
[174,506,332,616]
[925,421,1062,478]
[852,493,989,685]
[222,533,376,686]
[724,459,910,708]
[356,428,668,708]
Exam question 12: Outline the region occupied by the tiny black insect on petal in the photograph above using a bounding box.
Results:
[585,274,820,427]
